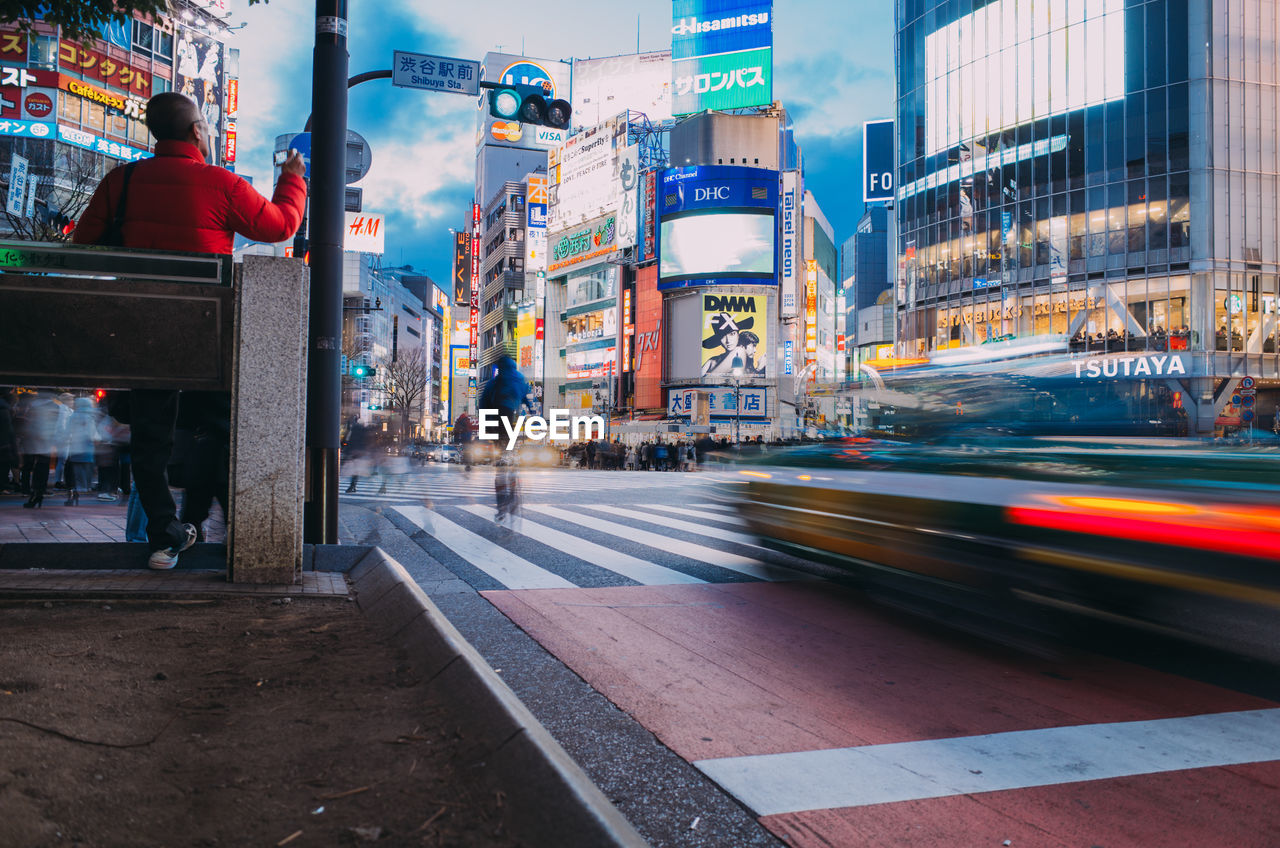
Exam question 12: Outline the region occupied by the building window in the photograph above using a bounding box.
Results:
[58,94,82,124]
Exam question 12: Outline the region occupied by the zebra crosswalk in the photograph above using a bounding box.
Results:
[340,468,736,503]
[387,501,814,591]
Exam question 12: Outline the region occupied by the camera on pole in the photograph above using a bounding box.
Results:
[486,82,571,129]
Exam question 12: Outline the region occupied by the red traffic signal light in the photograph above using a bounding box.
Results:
[94,389,105,401]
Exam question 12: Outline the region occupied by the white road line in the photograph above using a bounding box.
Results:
[694,708,1280,816]
[621,503,749,527]
[689,502,738,511]
[392,506,573,590]
[586,505,760,547]
[524,505,793,582]
[459,505,705,586]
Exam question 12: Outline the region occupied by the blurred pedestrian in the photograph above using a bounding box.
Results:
[480,355,531,523]
[63,397,100,506]
[17,391,59,508]
[72,91,306,569]
[343,418,372,493]
[0,389,17,494]
[455,412,475,472]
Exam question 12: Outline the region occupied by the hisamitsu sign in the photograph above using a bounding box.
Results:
[392,51,479,96]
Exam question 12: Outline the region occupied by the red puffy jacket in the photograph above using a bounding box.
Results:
[72,140,306,253]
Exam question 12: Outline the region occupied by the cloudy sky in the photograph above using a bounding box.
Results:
[225,0,894,283]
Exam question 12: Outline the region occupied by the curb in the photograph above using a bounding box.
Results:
[348,547,649,848]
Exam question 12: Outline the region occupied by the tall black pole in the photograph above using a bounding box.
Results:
[304,0,349,543]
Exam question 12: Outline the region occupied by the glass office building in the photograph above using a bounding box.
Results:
[895,0,1280,432]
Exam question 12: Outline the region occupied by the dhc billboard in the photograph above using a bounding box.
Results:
[657,165,778,290]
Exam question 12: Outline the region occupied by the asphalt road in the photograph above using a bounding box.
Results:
[338,463,1280,848]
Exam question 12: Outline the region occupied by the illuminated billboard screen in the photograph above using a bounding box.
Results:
[659,211,775,285]
[925,0,1124,154]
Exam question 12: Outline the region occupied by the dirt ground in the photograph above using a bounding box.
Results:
[0,597,527,848]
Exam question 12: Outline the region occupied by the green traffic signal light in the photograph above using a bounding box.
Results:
[487,83,571,130]
[351,364,368,379]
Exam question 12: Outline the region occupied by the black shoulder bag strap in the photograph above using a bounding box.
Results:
[98,161,138,247]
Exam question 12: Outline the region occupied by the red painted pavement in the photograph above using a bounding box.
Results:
[482,581,1274,763]
[761,763,1280,848]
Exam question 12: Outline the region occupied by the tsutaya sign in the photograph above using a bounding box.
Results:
[1073,354,1186,379]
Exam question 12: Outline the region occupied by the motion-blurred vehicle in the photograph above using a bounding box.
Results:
[464,441,498,465]
[735,438,1280,662]
[516,442,562,467]
[427,444,458,463]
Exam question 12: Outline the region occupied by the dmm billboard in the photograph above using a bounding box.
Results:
[671,0,773,115]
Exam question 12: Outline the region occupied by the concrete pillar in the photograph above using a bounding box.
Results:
[228,255,309,583]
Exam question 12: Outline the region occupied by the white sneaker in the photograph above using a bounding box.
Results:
[147,523,198,571]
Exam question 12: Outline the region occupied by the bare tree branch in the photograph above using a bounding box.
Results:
[376,346,428,440]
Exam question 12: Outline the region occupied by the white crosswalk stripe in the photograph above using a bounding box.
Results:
[586,505,758,545]
[385,502,808,590]
[637,504,748,526]
[341,469,727,501]
[458,505,705,586]
[393,505,574,590]
[524,504,799,583]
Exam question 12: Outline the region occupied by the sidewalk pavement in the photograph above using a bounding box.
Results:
[0,489,225,545]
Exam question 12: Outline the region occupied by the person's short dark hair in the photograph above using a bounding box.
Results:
[145,92,201,142]
[738,330,760,346]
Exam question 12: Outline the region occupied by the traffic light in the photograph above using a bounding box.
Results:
[487,83,571,130]
[350,363,377,380]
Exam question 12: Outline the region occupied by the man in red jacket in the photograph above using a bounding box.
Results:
[73,91,307,569]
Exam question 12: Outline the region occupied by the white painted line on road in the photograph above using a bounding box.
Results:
[618,503,749,528]
[393,505,574,590]
[695,708,1280,816]
[525,505,795,582]
[587,505,759,546]
[459,505,705,586]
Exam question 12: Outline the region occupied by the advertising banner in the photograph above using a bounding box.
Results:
[659,165,777,290]
[174,28,223,158]
[634,266,663,409]
[638,169,657,263]
[344,212,384,254]
[549,116,621,229]
[668,386,767,418]
[470,204,480,387]
[779,170,799,316]
[0,28,29,64]
[805,259,818,356]
[56,124,148,161]
[452,231,471,307]
[526,175,548,273]
[701,292,767,378]
[448,345,469,424]
[573,51,672,125]
[478,53,572,151]
[616,144,638,250]
[567,346,617,380]
[549,213,617,274]
[863,119,894,202]
[516,301,536,374]
[671,0,773,115]
[58,42,151,95]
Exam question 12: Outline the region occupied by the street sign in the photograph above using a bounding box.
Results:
[6,153,27,216]
[391,51,479,96]
[286,130,372,184]
[1241,376,1255,389]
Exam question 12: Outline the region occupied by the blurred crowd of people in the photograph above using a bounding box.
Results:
[0,389,132,510]
[0,388,228,545]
